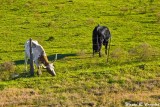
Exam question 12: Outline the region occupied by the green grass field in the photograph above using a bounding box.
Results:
[0,0,160,106]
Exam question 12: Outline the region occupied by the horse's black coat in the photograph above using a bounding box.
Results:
[92,24,111,57]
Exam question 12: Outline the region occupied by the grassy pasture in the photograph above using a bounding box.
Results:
[0,0,160,106]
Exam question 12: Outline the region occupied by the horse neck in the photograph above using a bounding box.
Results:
[39,55,49,66]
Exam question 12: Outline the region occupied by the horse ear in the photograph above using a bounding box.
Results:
[53,54,57,62]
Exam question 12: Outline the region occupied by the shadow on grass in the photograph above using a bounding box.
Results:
[5,72,35,81]
[14,53,77,65]
[48,53,77,61]
[14,60,24,65]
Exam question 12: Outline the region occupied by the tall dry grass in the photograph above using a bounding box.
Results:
[0,62,16,81]
[0,86,159,107]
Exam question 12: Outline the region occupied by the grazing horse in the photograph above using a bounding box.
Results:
[92,24,111,57]
[25,40,56,76]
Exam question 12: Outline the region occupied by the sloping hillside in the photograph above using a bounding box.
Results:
[0,0,160,106]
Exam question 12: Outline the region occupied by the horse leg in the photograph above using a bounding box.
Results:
[104,40,109,55]
[35,60,42,76]
[24,52,28,72]
[99,43,102,57]
[37,66,42,76]
[93,50,95,57]
[99,51,102,57]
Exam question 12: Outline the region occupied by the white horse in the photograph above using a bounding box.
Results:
[25,40,56,76]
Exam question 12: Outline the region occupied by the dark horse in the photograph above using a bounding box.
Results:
[92,24,111,58]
